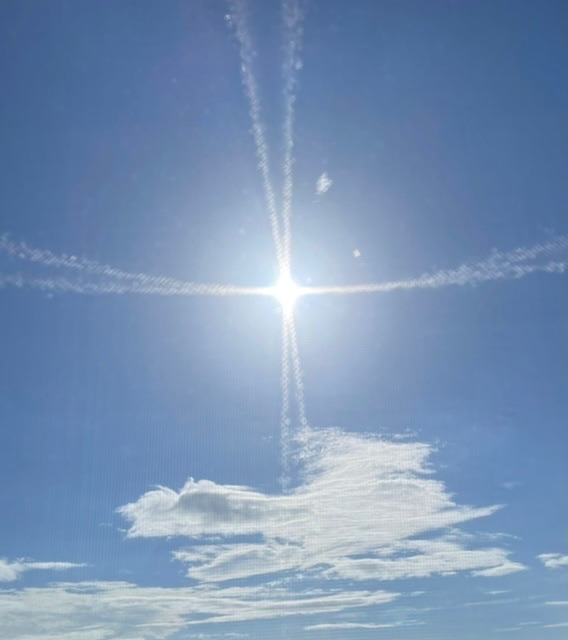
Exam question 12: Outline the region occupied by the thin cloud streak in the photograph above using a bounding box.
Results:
[304,621,413,630]
[0,580,399,638]
[0,558,84,583]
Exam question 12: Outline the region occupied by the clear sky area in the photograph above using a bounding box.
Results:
[0,1,567,638]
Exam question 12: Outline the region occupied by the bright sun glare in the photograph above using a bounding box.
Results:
[272,274,301,313]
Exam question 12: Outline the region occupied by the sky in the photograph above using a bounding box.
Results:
[0,1,567,638]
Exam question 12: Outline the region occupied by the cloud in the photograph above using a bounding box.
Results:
[0,580,397,639]
[119,427,523,584]
[0,558,84,583]
[538,553,568,569]
[471,562,526,578]
[188,635,248,639]
[315,172,332,195]
[304,621,419,630]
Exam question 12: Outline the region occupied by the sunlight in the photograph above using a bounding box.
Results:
[272,273,301,314]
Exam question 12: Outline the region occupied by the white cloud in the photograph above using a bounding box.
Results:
[315,172,332,195]
[119,428,523,584]
[472,562,526,578]
[188,634,248,639]
[543,622,568,628]
[0,558,84,583]
[0,580,397,639]
[0,429,528,636]
[304,621,419,630]
[547,601,568,606]
[538,553,568,569]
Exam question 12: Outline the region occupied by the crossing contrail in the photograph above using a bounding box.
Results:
[280,0,304,276]
[228,0,284,273]
[304,236,568,296]
[279,313,292,489]
[3,233,566,299]
[0,234,270,297]
[0,271,269,297]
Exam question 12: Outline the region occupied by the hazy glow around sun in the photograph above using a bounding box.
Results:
[272,273,301,313]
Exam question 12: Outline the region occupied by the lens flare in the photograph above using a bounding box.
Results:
[272,273,301,314]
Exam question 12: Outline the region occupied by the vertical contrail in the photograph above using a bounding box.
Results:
[228,0,306,488]
[280,313,292,489]
[280,0,304,276]
[279,312,308,490]
[288,314,308,435]
[228,0,285,273]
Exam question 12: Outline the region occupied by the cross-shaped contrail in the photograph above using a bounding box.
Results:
[1,0,567,489]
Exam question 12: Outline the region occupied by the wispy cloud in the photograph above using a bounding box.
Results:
[0,558,84,583]
[304,621,418,630]
[0,580,397,638]
[188,634,248,639]
[119,428,523,585]
[538,553,568,569]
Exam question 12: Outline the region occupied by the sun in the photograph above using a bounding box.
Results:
[272,273,301,314]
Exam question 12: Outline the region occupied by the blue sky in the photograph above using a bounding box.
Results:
[0,1,567,638]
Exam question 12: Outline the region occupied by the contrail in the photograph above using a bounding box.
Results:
[3,234,566,298]
[279,312,308,490]
[0,271,270,297]
[228,0,284,273]
[279,313,292,489]
[288,313,308,433]
[302,236,568,296]
[280,0,304,276]
[0,234,270,296]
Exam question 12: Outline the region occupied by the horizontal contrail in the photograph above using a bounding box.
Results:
[0,234,271,296]
[0,272,270,296]
[1,234,566,298]
[301,236,568,296]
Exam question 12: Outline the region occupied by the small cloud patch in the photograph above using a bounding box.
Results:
[316,172,333,196]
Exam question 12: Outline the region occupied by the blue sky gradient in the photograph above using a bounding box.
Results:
[1,1,567,638]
